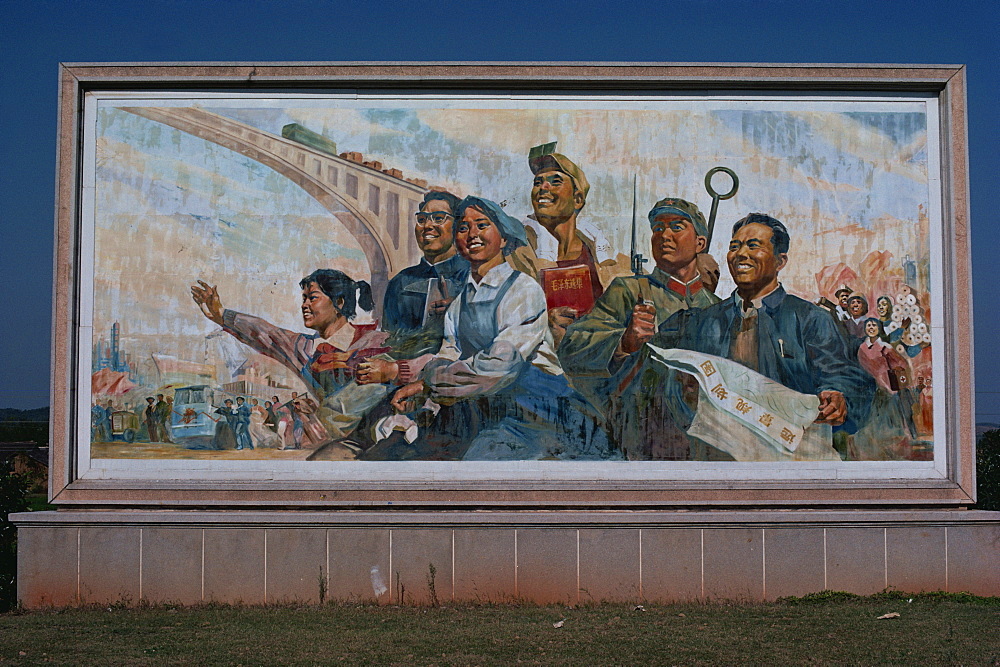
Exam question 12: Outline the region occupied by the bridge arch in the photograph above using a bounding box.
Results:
[122,106,428,314]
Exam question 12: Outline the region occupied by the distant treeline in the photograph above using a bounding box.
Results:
[0,408,49,448]
[0,407,49,423]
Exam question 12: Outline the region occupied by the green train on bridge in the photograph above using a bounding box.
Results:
[281,123,338,157]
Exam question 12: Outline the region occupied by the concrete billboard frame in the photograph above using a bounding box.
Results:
[46,62,976,509]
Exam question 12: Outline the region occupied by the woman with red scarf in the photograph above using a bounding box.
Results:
[191,269,389,446]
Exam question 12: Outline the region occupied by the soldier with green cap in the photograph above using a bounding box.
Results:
[558,196,721,459]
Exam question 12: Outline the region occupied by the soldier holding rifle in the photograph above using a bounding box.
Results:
[558,196,720,459]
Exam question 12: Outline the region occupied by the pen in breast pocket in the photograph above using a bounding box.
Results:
[778,338,793,358]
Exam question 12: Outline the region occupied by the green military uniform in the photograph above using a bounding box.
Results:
[559,267,720,459]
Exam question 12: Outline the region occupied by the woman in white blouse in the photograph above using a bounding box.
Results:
[391,196,619,461]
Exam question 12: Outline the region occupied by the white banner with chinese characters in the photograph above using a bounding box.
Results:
[647,346,839,462]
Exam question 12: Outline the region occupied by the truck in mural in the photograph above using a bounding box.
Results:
[170,384,221,440]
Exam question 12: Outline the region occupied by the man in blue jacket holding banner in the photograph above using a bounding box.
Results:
[655,213,875,460]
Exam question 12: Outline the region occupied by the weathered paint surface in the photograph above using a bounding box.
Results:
[85,98,936,464]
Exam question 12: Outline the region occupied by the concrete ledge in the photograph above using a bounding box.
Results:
[15,510,1000,606]
[12,509,1000,528]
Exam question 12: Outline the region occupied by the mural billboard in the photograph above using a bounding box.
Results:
[52,64,973,506]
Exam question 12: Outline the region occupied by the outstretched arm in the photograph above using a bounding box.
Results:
[192,280,313,377]
[191,280,225,326]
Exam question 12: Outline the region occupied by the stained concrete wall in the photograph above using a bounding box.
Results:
[13,510,1000,607]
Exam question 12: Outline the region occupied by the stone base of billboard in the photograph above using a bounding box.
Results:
[13,510,1000,607]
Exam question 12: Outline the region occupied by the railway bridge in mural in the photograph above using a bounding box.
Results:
[122,106,429,311]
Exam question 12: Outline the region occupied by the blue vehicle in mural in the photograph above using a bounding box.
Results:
[172,383,275,446]
[171,384,222,440]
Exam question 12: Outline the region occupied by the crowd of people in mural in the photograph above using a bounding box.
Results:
[175,146,933,462]
[816,282,934,460]
[201,393,333,451]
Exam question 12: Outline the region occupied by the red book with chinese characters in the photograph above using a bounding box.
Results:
[540,265,596,315]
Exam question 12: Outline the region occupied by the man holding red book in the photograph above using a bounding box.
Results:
[509,145,630,347]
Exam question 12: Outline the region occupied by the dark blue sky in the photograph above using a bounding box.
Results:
[2,0,998,419]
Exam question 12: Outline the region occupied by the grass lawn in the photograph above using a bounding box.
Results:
[1,593,997,665]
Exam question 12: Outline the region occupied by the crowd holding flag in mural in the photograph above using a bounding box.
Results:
[86,99,937,463]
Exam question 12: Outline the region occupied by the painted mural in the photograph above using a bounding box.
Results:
[86,96,938,464]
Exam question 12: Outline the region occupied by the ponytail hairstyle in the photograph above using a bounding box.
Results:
[356,281,374,313]
[300,269,373,321]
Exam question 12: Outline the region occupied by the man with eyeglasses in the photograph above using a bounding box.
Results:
[354,190,469,385]
[308,190,470,459]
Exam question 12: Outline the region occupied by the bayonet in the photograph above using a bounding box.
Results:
[629,174,647,277]
[628,174,649,304]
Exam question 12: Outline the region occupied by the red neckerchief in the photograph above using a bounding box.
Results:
[310,343,351,373]
[310,322,384,375]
